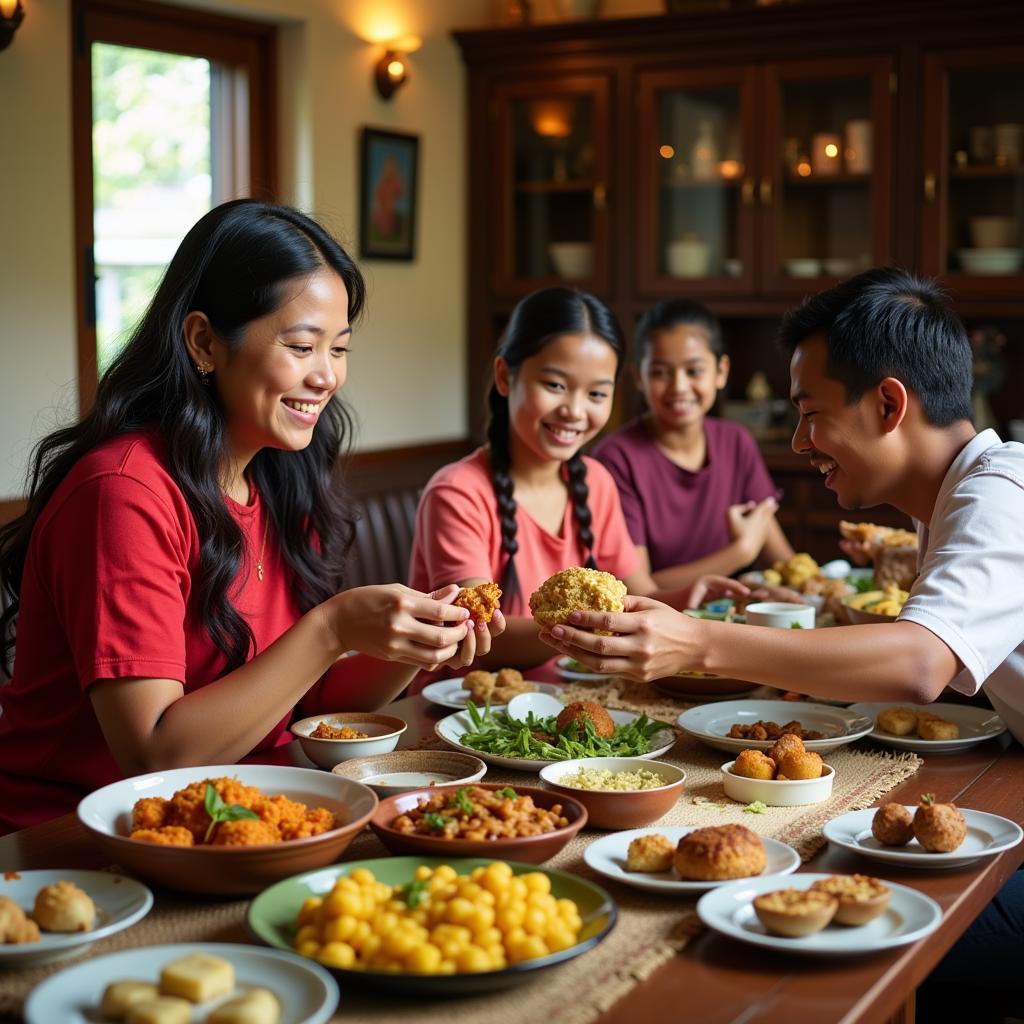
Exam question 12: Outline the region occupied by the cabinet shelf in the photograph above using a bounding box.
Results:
[514,180,595,193]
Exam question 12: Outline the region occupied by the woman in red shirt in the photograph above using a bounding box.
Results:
[0,199,501,832]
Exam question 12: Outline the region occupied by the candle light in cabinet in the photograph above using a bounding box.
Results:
[811,133,841,176]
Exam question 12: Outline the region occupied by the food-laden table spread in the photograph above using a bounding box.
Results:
[1,688,1022,1024]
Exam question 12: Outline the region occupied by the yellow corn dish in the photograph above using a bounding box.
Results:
[846,585,909,617]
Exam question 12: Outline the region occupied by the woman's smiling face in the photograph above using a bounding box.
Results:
[496,332,619,468]
[210,268,351,462]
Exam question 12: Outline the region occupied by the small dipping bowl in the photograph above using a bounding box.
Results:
[721,760,835,806]
[540,757,686,829]
[332,750,487,797]
[291,713,407,769]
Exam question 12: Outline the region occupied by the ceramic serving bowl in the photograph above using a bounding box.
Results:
[842,591,900,625]
[291,713,407,769]
[369,782,587,864]
[331,750,487,797]
[957,248,1023,275]
[548,242,593,278]
[784,258,822,278]
[721,760,835,806]
[745,602,816,629]
[77,764,377,895]
[539,757,685,829]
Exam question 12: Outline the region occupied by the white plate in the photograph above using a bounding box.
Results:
[0,869,152,968]
[435,707,677,771]
[583,826,800,894]
[421,677,562,711]
[24,942,339,1023]
[555,656,616,682]
[823,806,1023,868]
[847,702,1007,753]
[676,700,873,754]
[697,872,942,956]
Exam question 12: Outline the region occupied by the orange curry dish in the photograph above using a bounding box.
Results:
[310,722,369,739]
[128,776,336,847]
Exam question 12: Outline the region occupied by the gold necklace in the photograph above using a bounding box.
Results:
[256,517,269,582]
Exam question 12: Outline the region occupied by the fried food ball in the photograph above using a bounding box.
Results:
[732,749,777,781]
[774,749,825,781]
[767,732,805,766]
[454,582,502,624]
[0,896,41,944]
[871,802,914,846]
[913,793,967,852]
[626,833,675,873]
[916,715,960,741]
[131,796,169,832]
[461,670,496,704]
[529,566,627,632]
[673,824,767,881]
[555,700,615,739]
[876,707,918,736]
[32,880,96,932]
[129,826,196,846]
[209,818,283,846]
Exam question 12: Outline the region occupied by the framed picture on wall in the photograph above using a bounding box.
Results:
[359,127,419,260]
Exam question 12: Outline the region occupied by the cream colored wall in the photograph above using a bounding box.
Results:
[0,0,663,499]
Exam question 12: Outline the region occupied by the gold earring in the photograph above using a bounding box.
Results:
[196,361,213,383]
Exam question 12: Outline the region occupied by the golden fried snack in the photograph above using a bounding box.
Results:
[877,707,918,736]
[32,880,96,933]
[767,732,805,766]
[871,802,914,846]
[775,748,824,781]
[913,793,967,852]
[626,833,675,873]
[556,700,615,739]
[310,722,368,739]
[132,797,169,833]
[753,888,837,937]
[454,582,502,624]
[810,874,891,926]
[461,670,496,704]
[529,566,626,632]
[209,819,283,846]
[732,749,776,781]
[0,895,41,945]
[673,825,767,881]
[490,668,536,704]
[129,827,195,847]
[916,715,960,741]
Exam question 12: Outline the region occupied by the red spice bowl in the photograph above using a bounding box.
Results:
[369,782,587,864]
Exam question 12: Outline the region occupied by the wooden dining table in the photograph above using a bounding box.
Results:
[2,692,1022,1024]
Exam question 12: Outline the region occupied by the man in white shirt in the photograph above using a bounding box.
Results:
[542,267,1024,1018]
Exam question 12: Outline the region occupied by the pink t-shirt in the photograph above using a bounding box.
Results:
[409,447,639,618]
[592,416,778,571]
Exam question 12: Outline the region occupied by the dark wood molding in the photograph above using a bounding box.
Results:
[341,439,473,497]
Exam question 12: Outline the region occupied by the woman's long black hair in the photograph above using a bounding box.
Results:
[0,199,365,676]
[486,287,625,602]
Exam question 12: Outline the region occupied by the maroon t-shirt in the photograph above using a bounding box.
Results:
[591,416,778,571]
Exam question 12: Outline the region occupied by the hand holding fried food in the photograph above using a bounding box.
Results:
[673,824,767,881]
[810,874,891,925]
[871,802,914,846]
[529,567,626,632]
[454,582,502,624]
[753,887,838,937]
[913,793,967,852]
[625,833,676,873]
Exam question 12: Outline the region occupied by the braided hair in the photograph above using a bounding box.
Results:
[485,287,625,602]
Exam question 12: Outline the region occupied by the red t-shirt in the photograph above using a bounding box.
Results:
[0,433,301,833]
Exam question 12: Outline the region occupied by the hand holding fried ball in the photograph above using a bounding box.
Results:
[529,567,626,632]
[871,802,914,846]
[454,582,502,625]
[913,793,967,852]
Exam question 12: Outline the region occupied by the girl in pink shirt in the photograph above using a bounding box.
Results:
[409,287,745,678]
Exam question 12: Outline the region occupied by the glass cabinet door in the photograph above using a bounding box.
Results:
[760,57,893,293]
[490,76,610,296]
[922,48,1024,289]
[635,67,756,295]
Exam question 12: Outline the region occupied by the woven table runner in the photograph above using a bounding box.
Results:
[0,684,921,1023]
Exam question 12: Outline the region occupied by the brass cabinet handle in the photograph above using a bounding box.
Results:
[592,182,607,211]
[741,179,755,206]
[923,173,937,203]
[759,178,773,205]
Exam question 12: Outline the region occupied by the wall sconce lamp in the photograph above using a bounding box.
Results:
[0,0,25,52]
[373,35,420,101]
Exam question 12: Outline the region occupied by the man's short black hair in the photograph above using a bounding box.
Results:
[777,267,973,426]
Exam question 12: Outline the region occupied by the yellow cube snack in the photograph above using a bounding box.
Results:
[126,996,192,1024]
[99,981,161,1020]
[159,952,234,1002]
[205,988,281,1024]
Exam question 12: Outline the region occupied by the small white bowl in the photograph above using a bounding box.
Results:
[957,248,1023,275]
[744,601,816,629]
[721,761,835,806]
[331,750,487,797]
[784,258,822,278]
[291,713,407,769]
[548,242,594,279]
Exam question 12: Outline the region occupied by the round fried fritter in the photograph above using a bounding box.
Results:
[32,881,96,933]
[916,715,960,741]
[767,732,805,766]
[871,802,914,846]
[529,567,626,631]
[556,700,615,739]
[877,707,918,736]
[913,794,967,852]
[626,833,675,873]
[0,896,40,945]
[732,749,776,781]
[673,824,767,881]
[775,749,824,780]
[454,582,502,624]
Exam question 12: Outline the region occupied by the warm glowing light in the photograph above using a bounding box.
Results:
[718,159,743,179]
[387,59,405,79]
[797,161,812,177]
[530,100,574,139]
[391,34,422,54]
[0,0,20,17]
[824,143,839,159]
[659,145,675,159]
